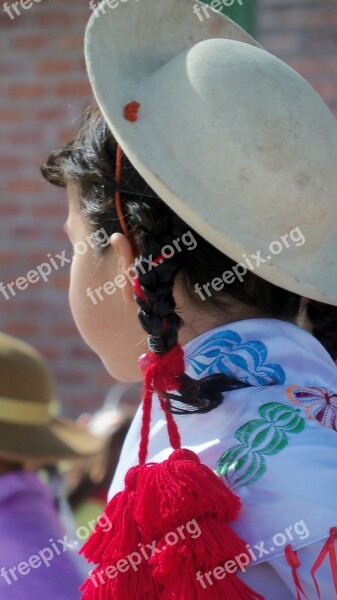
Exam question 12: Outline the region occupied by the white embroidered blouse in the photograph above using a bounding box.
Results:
[109,318,337,599]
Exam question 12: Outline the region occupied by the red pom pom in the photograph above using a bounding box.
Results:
[80,466,140,565]
[79,466,163,600]
[80,560,162,600]
[133,449,263,599]
[160,571,264,600]
[134,449,241,537]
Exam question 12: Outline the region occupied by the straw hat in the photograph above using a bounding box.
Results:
[0,333,105,465]
[85,0,337,306]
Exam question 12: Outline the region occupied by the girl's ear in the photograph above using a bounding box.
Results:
[108,233,136,304]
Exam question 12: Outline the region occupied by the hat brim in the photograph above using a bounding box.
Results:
[85,0,337,305]
[0,417,106,465]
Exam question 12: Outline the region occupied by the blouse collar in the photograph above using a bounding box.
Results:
[183,318,337,389]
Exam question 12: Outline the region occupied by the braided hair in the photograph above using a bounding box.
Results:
[41,105,337,414]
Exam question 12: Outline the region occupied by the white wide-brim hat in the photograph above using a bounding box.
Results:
[85,0,337,306]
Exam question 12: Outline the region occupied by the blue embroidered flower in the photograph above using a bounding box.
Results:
[186,330,285,385]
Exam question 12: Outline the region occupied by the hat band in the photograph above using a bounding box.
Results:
[0,397,57,426]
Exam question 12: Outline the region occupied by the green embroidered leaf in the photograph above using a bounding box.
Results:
[259,402,287,421]
[290,419,306,434]
[274,411,300,425]
[227,451,266,489]
[215,401,306,490]
[259,402,297,423]
[234,419,265,445]
[250,424,274,449]
[215,444,243,477]
[280,411,305,433]
[233,452,254,473]
[259,427,288,455]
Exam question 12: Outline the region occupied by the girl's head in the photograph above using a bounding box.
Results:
[41,105,337,412]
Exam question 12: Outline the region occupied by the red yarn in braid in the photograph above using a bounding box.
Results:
[137,341,184,464]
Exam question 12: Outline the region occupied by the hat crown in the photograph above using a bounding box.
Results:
[0,333,53,406]
[0,335,106,463]
[142,37,337,245]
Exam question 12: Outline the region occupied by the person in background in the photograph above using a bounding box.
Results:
[68,381,141,526]
[0,332,104,600]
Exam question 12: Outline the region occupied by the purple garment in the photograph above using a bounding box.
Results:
[0,472,83,599]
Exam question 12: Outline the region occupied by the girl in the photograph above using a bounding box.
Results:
[41,0,337,598]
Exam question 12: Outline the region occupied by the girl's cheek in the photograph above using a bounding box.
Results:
[68,261,82,330]
[68,252,113,354]
[68,255,93,339]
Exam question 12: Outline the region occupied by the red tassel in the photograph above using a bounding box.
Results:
[151,516,246,580]
[311,527,337,599]
[79,334,263,599]
[134,449,240,535]
[161,573,263,600]
[80,467,140,564]
[80,466,163,599]
[285,545,309,600]
[133,448,263,599]
[80,560,162,600]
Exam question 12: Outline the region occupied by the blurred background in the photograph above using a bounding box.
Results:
[0,0,336,419]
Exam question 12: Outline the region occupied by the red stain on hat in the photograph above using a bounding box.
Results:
[124,101,140,122]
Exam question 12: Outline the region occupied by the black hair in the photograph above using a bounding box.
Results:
[41,105,337,414]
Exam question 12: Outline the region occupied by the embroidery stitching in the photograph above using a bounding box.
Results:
[286,386,337,431]
[187,330,285,385]
[215,402,305,490]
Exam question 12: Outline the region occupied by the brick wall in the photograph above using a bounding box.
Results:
[0,0,112,419]
[258,0,337,117]
[0,0,336,418]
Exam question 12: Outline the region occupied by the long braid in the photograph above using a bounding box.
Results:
[127,199,253,414]
[129,202,185,354]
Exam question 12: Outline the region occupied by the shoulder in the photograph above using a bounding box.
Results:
[213,386,337,563]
